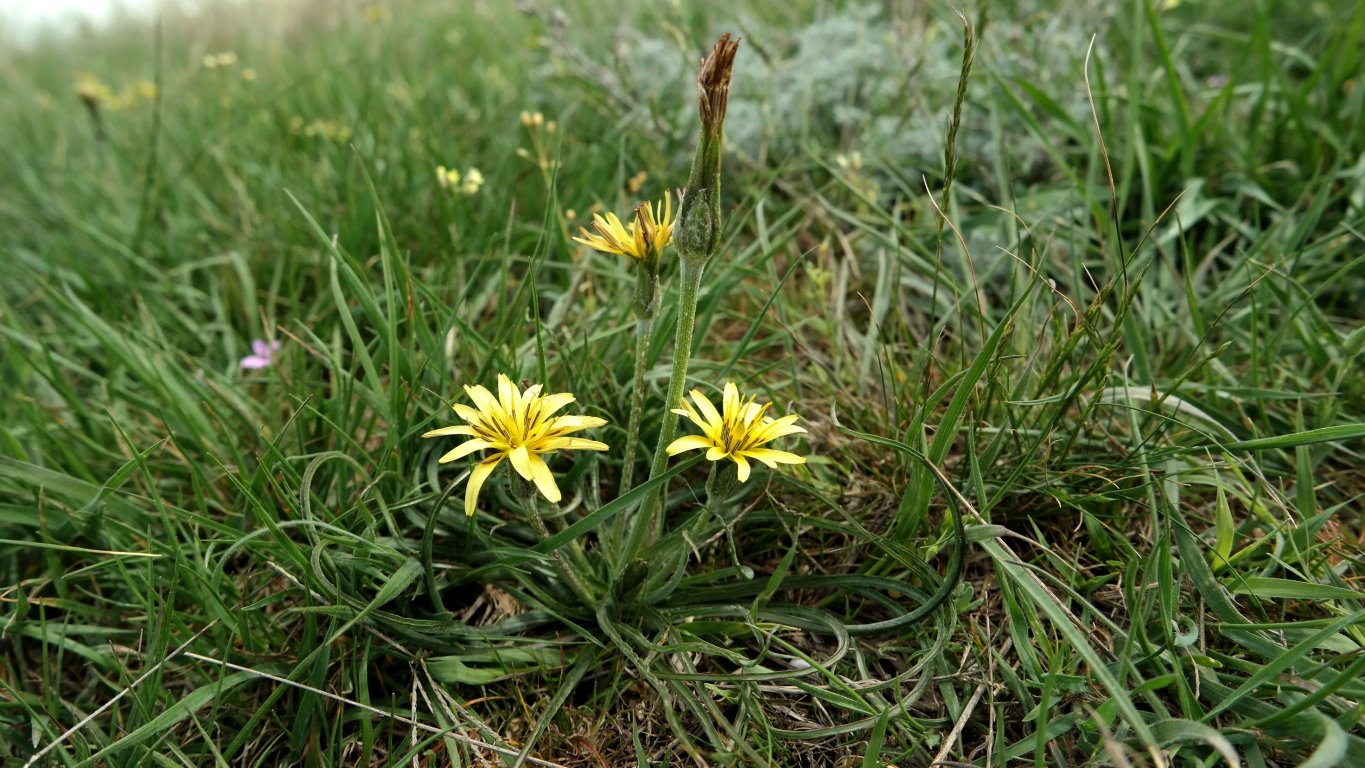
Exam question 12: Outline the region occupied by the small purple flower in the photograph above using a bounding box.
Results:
[240,339,280,370]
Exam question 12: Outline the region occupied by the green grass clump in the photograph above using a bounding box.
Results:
[1,0,1363,765]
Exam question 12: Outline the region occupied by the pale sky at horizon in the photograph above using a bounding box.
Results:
[0,0,158,36]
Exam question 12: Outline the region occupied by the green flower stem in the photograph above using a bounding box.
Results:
[637,462,738,603]
[514,476,595,604]
[616,35,737,570]
[629,256,704,555]
[703,461,737,515]
[702,462,745,575]
[618,267,659,497]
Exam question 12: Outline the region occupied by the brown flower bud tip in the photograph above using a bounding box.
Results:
[697,33,740,133]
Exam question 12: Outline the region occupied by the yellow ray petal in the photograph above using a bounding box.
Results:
[741,400,767,428]
[464,456,501,516]
[539,436,609,452]
[732,452,752,482]
[422,424,475,438]
[666,434,714,455]
[673,398,708,431]
[452,403,484,424]
[546,415,608,435]
[537,392,576,418]
[572,227,621,255]
[561,437,609,451]
[526,452,561,504]
[722,382,740,418]
[439,438,492,463]
[689,389,723,430]
[742,448,806,468]
[750,412,803,439]
[508,444,535,481]
[521,383,543,405]
[497,374,518,413]
[706,446,728,462]
[463,384,498,413]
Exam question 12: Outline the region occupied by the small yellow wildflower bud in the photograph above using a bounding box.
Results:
[545,120,557,135]
[532,111,544,127]
[520,111,533,127]
[564,209,576,221]
[627,170,648,194]
[241,68,257,82]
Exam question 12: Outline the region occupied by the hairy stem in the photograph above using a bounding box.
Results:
[619,267,658,497]
[514,477,595,604]
[627,257,704,557]
[703,461,737,516]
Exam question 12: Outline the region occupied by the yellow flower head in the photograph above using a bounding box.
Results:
[435,165,459,189]
[459,168,485,196]
[363,4,389,23]
[571,195,675,264]
[423,374,609,515]
[74,74,113,105]
[666,383,807,482]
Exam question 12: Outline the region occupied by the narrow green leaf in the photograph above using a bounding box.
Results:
[78,670,262,766]
[861,707,891,768]
[534,456,700,554]
[325,558,424,644]
[1230,577,1365,602]
[1150,718,1240,768]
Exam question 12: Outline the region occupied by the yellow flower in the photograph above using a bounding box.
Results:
[423,374,609,515]
[435,166,482,195]
[459,168,484,196]
[571,195,675,263]
[435,165,460,189]
[666,383,806,482]
[74,74,114,105]
[363,4,389,23]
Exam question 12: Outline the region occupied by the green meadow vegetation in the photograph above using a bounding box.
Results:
[2,0,1363,765]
